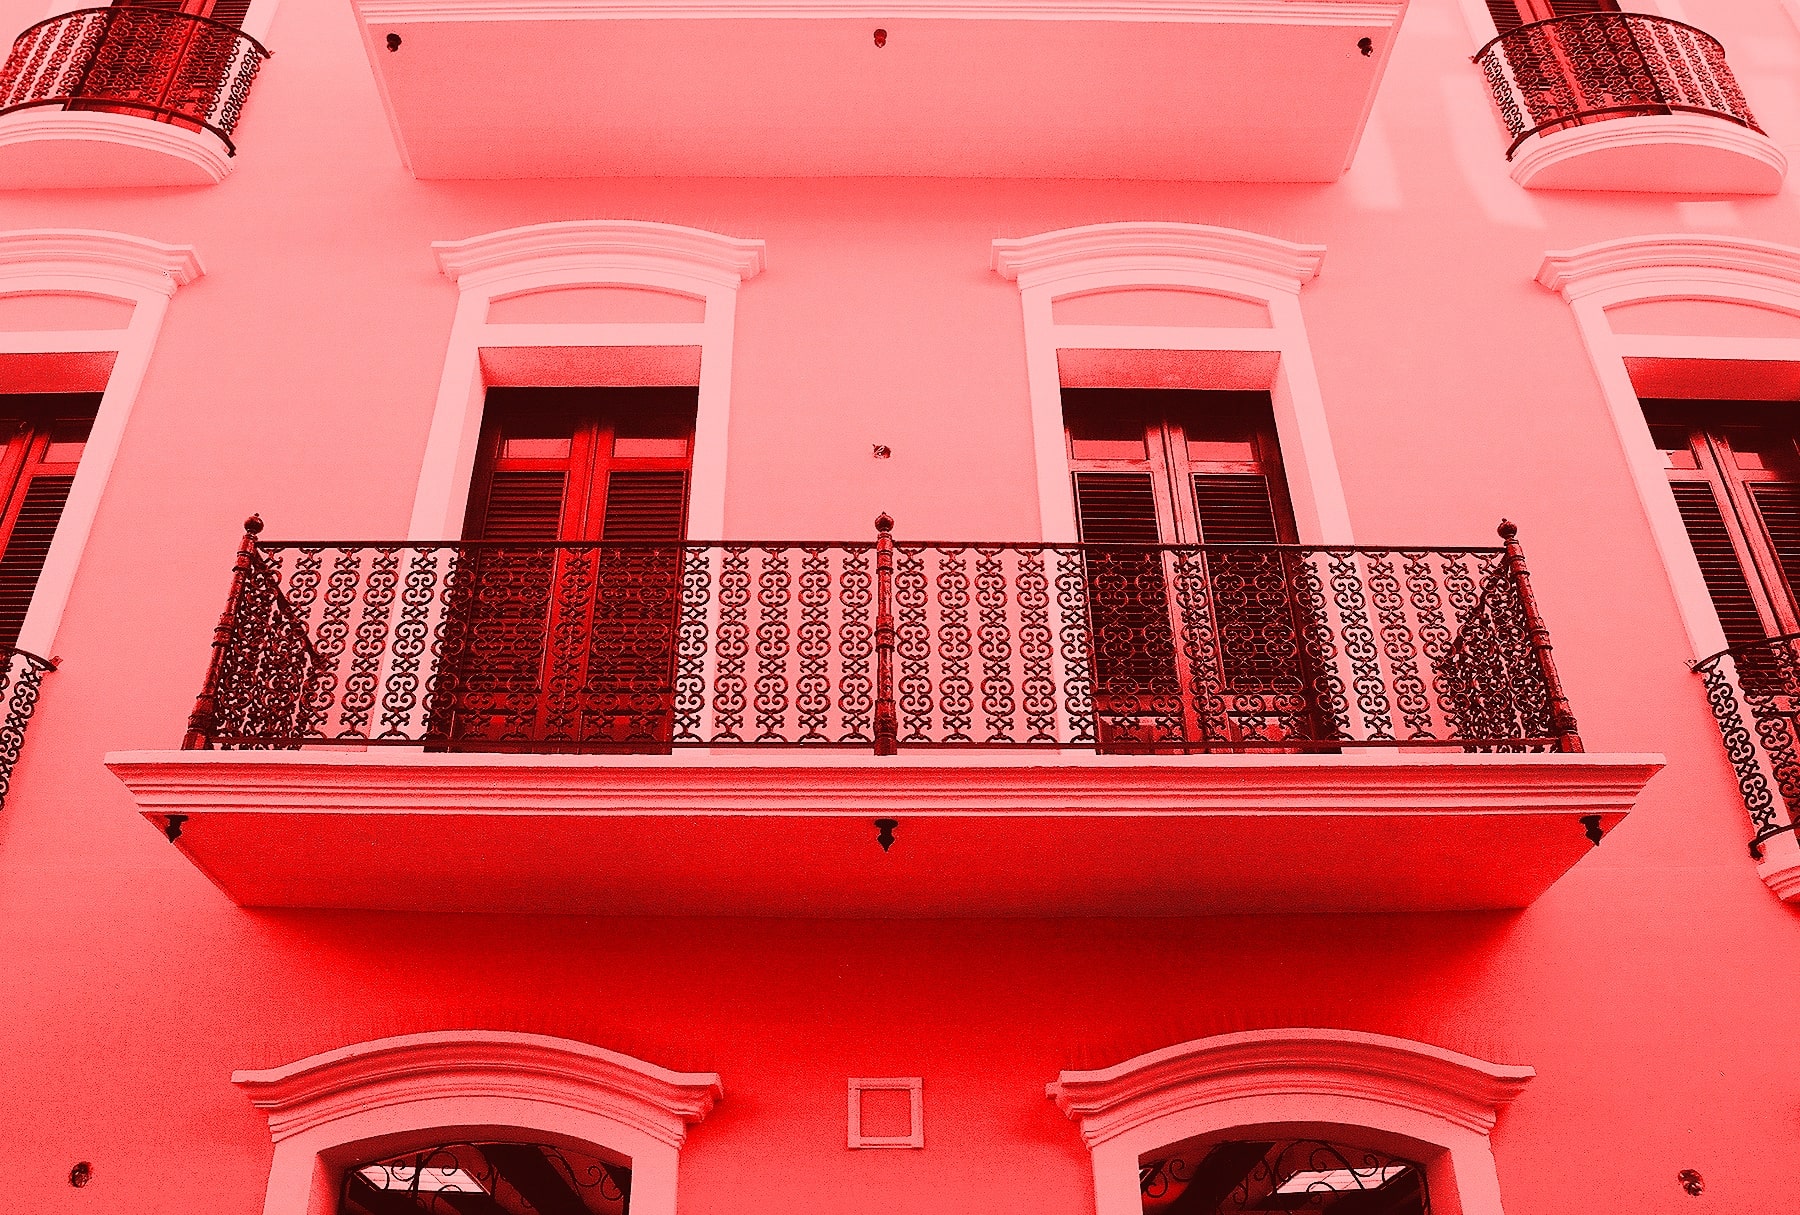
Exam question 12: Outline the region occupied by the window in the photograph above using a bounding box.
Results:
[344,1141,630,1215]
[1140,1136,1429,1214]
[0,395,96,649]
[441,387,695,751]
[1063,388,1319,750]
[1647,399,1800,654]
[1484,0,1617,33]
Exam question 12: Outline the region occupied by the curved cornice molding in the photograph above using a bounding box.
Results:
[991,223,1325,298]
[0,110,232,189]
[0,229,204,299]
[232,1030,723,1149]
[1510,116,1786,198]
[1046,1028,1534,1148]
[433,220,766,295]
[1537,234,1800,306]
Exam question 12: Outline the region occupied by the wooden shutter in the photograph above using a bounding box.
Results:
[0,404,94,650]
[471,471,566,542]
[1487,0,1616,32]
[1073,472,1161,545]
[1749,483,1800,611]
[1190,473,1281,545]
[1671,481,1769,653]
[599,471,688,542]
[114,0,252,22]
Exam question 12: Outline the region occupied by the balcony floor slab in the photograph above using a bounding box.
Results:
[0,109,231,188]
[1510,115,1787,196]
[108,748,1662,917]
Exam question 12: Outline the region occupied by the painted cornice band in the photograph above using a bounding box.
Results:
[1538,234,1800,303]
[433,219,767,294]
[0,229,205,298]
[992,222,1326,295]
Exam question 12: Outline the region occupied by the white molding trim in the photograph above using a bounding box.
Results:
[233,1031,721,1215]
[1537,234,1800,903]
[0,109,234,189]
[847,1077,924,1149]
[410,220,766,541]
[1048,1029,1532,1215]
[0,229,203,659]
[1506,115,1787,197]
[360,0,1403,26]
[990,222,1349,547]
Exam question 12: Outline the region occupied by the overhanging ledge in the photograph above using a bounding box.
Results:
[106,749,1662,916]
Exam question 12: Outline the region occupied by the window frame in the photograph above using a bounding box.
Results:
[0,229,201,659]
[1046,1029,1532,1215]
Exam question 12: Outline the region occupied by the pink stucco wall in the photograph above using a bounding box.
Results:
[2,0,1800,1211]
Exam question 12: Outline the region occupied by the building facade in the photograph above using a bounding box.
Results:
[1,0,1799,1210]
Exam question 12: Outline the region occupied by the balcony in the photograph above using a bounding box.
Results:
[1695,635,1800,900]
[107,517,1659,916]
[0,7,269,188]
[1474,12,1785,194]
[351,0,1407,181]
[0,646,53,812]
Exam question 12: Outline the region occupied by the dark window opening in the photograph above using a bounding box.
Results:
[1140,1137,1429,1215]
[341,1141,630,1215]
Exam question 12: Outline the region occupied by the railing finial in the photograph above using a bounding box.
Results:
[875,512,893,534]
[1497,518,1518,541]
[244,513,263,537]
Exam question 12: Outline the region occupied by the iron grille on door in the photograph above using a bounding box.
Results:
[438,386,694,751]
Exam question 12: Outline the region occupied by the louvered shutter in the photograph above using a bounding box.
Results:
[1750,484,1800,612]
[1190,473,1281,544]
[1073,471,1179,737]
[599,471,688,541]
[114,0,252,21]
[0,475,72,649]
[471,470,566,542]
[1671,482,1769,653]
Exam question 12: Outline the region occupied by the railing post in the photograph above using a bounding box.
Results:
[1498,520,1583,753]
[183,514,262,750]
[873,513,898,756]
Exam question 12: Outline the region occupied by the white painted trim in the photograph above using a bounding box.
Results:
[0,110,234,188]
[232,1031,721,1215]
[1538,234,1800,901]
[847,1077,924,1149]
[410,220,766,541]
[990,223,1350,546]
[358,0,1404,26]
[0,230,203,659]
[1048,1029,1533,1215]
[1508,116,1787,196]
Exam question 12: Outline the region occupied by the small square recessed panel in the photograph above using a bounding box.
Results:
[848,1077,923,1149]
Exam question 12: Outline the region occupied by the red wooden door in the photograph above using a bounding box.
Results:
[1063,389,1314,750]
[0,396,95,650]
[443,387,694,751]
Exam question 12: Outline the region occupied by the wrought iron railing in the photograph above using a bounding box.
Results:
[183,516,1582,755]
[1474,12,1760,159]
[0,645,54,811]
[0,7,269,155]
[1694,634,1800,858]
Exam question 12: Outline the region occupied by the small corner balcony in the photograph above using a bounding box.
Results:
[0,646,54,812]
[1474,12,1785,194]
[1694,636,1800,901]
[107,517,1660,917]
[351,0,1407,181]
[0,6,269,188]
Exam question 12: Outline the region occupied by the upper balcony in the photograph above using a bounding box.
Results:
[352,0,1408,181]
[0,6,269,188]
[1473,11,1785,194]
[107,516,1659,916]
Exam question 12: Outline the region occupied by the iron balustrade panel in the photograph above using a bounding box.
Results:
[0,645,52,811]
[0,7,268,154]
[186,531,1578,754]
[1474,12,1759,159]
[1695,634,1800,857]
